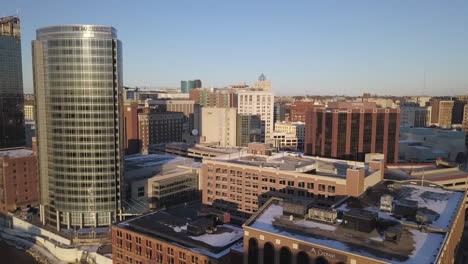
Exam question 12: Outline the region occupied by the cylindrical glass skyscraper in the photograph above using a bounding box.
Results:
[32,25,123,229]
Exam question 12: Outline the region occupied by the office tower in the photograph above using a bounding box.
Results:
[0,16,25,148]
[200,107,237,147]
[236,114,262,147]
[305,102,400,163]
[0,148,39,213]
[33,25,123,230]
[237,90,274,141]
[253,74,271,90]
[181,79,202,93]
[123,103,140,155]
[451,99,466,125]
[273,102,286,123]
[399,102,428,128]
[429,100,454,128]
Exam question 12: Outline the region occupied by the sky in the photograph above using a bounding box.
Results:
[3,0,468,96]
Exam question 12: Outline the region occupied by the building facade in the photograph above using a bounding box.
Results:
[201,107,237,147]
[138,111,185,154]
[289,101,318,122]
[33,25,123,229]
[201,146,384,221]
[305,106,400,163]
[430,100,454,128]
[274,102,286,123]
[189,88,236,108]
[0,148,39,213]
[274,121,305,151]
[399,102,427,128]
[236,114,262,147]
[0,16,25,148]
[237,90,274,141]
[181,79,202,93]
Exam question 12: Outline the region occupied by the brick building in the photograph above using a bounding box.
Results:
[243,180,466,264]
[138,111,185,154]
[189,88,237,108]
[305,103,400,163]
[289,101,320,122]
[201,143,384,222]
[112,208,243,264]
[0,148,39,213]
[429,100,454,128]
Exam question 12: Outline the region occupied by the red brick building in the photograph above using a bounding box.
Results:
[124,103,140,155]
[112,209,243,264]
[0,148,39,213]
[305,103,400,163]
[289,101,321,122]
[201,145,384,222]
[189,88,236,108]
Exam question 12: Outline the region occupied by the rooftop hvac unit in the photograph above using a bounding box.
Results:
[308,207,338,224]
[380,195,393,212]
[342,209,377,233]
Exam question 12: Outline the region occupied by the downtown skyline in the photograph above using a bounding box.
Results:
[2,0,468,96]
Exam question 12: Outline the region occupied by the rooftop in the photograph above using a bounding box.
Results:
[124,154,191,171]
[215,152,375,178]
[116,208,243,258]
[246,181,464,264]
[386,164,468,182]
[0,148,34,159]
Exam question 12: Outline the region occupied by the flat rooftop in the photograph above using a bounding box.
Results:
[215,152,375,178]
[124,154,191,171]
[0,148,34,158]
[386,164,468,182]
[116,209,243,258]
[246,181,464,264]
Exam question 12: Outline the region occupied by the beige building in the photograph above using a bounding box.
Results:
[237,90,274,141]
[24,104,34,120]
[274,121,305,149]
[201,107,237,147]
[267,132,299,151]
[430,100,454,128]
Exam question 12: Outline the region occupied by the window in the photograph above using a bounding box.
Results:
[137,187,145,197]
[319,184,326,191]
[328,185,335,193]
[287,181,294,187]
[298,182,305,188]
[306,183,314,189]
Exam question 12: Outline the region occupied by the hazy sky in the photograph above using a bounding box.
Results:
[3,0,468,96]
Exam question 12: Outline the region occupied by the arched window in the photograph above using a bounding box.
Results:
[264,242,275,264]
[297,251,309,264]
[248,238,259,264]
[279,247,292,264]
[315,256,329,264]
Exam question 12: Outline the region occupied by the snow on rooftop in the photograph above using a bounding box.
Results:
[125,154,189,167]
[189,224,243,247]
[0,148,33,158]
[250,202,448,264]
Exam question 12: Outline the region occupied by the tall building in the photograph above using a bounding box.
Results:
[33,25,123,230]
[429,100,454,128]
[237,90,274,141]
[189,88,236,108]
[0,16,25,148]
[451,99,466,125]
[0,148,39,213]
[273,102,286,123]
[253,74,271,91]
[123,103,140,155]
[181,79,202,93]
[236,114,262,146]
[200,107,237,147]
[289,101,319,122]
[305,103,400,163]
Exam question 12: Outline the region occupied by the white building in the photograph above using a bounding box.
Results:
[200,107,237,147]
[266,131,299,151]
[274,121,305,149]
[237,90,274,141]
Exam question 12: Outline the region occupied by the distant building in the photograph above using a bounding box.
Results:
[236,114,262,147]
[24,104,34,121]
[289,101,318,122]
[253,74,272,91]
[267,132,299,151]
[150,143,244,161]
[305,104,400,163]
[202,145,384,221]
[274,121,305,151]
[0,148,39,213]
[123,103,140,155]
[244,181,465,264]
[138,111,185,154]
[24,120,36,148]
[399,102,428,128]
[0,16,25,148]
[189,88,236,108]
[452,99,466,125]
[273,102,286,123]
[145,99,199,132]
[181,79,202,93]
[237,89,274,141]
[201,107,237,147]
[429,100,454,128]
[112,208,243,264]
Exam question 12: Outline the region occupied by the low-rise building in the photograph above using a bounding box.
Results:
[274,121,305,150]
[243,181,466,264]
[200,107,237,147]
[236,114,262,147]
[112,207,243,264]
[124,154,201,212]
[0,148,39,213]
[150,143,245,161]
[202,144,384,221]
[267,132,299,151]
